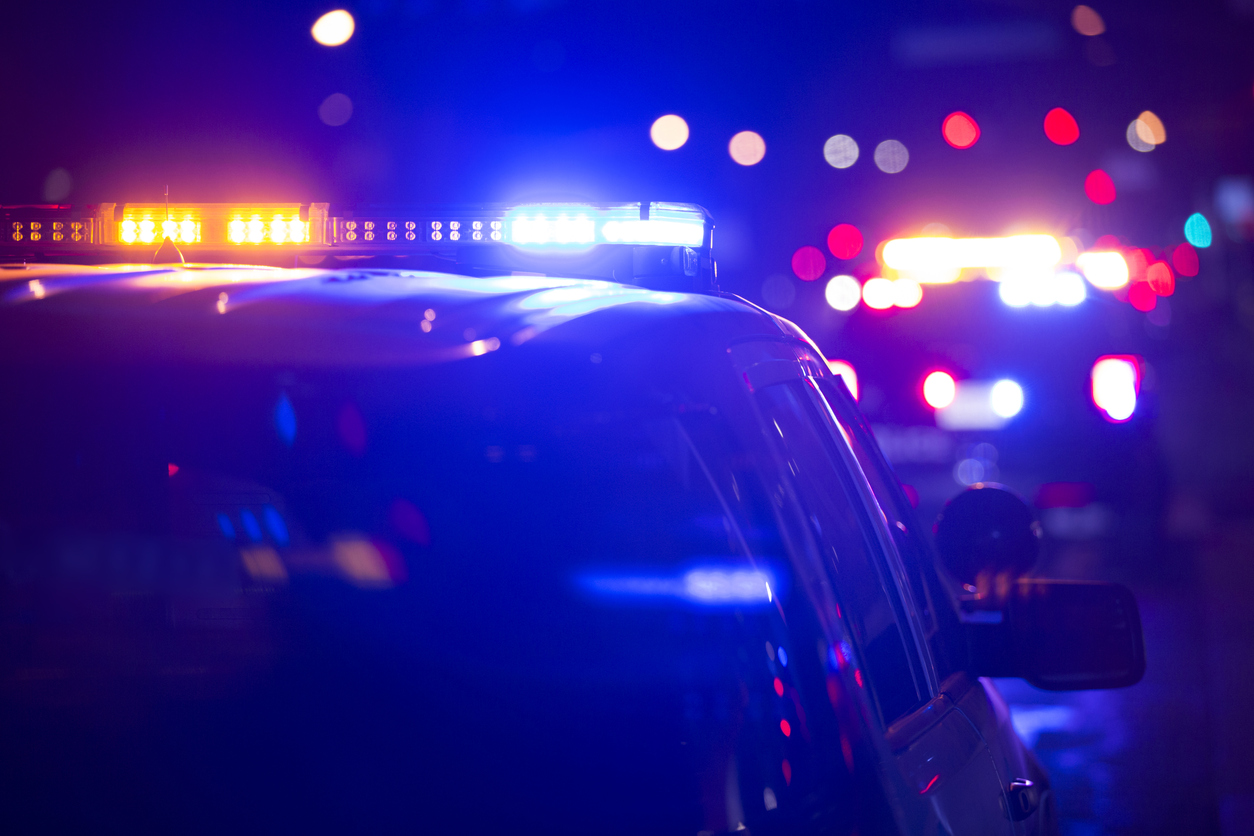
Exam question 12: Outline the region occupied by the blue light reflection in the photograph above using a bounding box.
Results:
[263,506,290,546]
[582,564,776,607]
[239,509,263,542]
[274,393,297,446]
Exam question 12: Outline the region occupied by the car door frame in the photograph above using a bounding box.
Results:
[730,335,1021,834]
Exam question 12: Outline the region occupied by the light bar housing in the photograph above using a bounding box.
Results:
[1,202,716,292]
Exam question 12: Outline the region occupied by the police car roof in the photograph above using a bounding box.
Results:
[0,263,802,368]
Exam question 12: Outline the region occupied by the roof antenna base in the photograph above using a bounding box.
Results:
[153,236,185,264]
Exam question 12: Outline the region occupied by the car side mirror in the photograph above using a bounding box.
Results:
[962,579,1146,690]
[934,483,1041,592]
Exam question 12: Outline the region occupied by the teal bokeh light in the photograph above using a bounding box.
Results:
[1184,213,1213,248]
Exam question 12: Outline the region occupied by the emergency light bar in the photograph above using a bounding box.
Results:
[0,201,716,291]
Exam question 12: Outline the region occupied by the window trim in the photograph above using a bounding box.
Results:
[729,337,940,704]
[798,378,939,697]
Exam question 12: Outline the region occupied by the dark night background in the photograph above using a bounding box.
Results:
[5,1,1254,833]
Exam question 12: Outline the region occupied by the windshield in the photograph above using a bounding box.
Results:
[0,347,894,834]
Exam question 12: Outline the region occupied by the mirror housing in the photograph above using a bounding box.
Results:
[935,483,1041,589]
[962,579,1145,690]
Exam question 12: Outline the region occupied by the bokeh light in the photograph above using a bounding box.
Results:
[999,276,1032,308]
[825,275,861,311]
[1077,251,1129,288]
[826,360,858,400]
[1071,5,1105,36]
[941,112,980,149]
[312,10,355,46]
[861,278,895,309]
[1043,108,1080,145]
[42,168,72,202]
[1184,212,1212,247]
[1126,120,1154,152]
[1056,271,1087,305]
[1172,243,1200,277]
[650,115,689,150]
[1135,111,1166,145]
[823,135,859,168]
[1092,356,1139,422]
[923,371,957,409]
[318,93,353,126]
[1128,281,1156,311]
[873,140,909,173]
[1084,169,1116,204]
[827,224,863,259]
[1126,248,1149,283]
[892,279,923,308]
[990,380,1025,418]
[882,234,1062,278]
[1147,262,1175,296]
[999,271,1087,308]
[791,245,826,281]
[729,131,766,165]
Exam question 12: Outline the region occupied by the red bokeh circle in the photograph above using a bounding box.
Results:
[791,245,827,281]
[1084,169,1116,204]
[942,112,980,149]
[1128,282,1157,311]
[1147,262,1175,296]
[827,224,863,259]
[1172,243,1199,277]
[1044,107,1080,145]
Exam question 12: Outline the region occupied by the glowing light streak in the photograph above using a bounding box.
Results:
[1076,252,1129,289]
[601,219,704,247]
[583,566,776,606]
[881,235,1062,280]
[505,205,705,248]
[935,380,1025,430]
[999,270,1086,307]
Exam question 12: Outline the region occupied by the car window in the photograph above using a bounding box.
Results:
[814,376,964,679]
[753,379,929,724]
[0,357,896,835]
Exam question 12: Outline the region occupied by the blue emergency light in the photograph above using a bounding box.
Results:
[505,203,707,248]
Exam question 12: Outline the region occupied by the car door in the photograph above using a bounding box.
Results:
[809,360,1055,834]
[732,338,1018,836]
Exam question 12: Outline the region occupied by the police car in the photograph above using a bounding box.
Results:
[0,201,1143,834]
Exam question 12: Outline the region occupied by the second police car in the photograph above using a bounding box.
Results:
[0,201,1143,834]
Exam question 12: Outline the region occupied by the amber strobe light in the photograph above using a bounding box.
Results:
[112,204,320,246]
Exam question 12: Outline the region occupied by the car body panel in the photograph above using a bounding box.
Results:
[0,263,1051,834]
